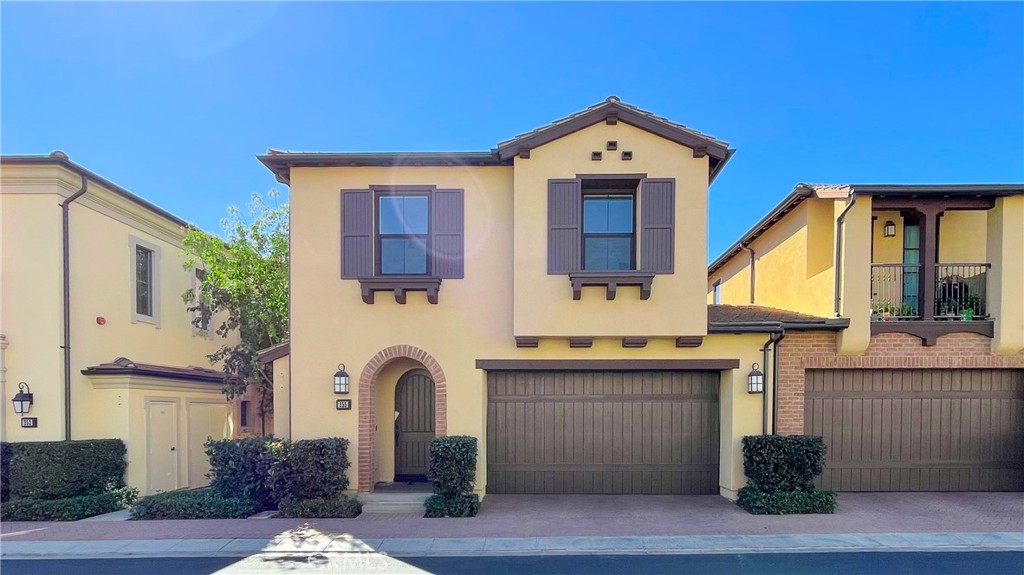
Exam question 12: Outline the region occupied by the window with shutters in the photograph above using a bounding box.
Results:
[341,186,464,304]
[582,186,636,271]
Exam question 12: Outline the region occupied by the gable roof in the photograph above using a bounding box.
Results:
[259,96,733,184]
[708,182,1024,276]
[707,304,847,330]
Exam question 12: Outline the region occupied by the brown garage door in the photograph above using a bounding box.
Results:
[486,371,720,494]
[805,369,1024,492]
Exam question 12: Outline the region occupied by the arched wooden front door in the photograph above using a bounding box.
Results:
[394,369,435,480]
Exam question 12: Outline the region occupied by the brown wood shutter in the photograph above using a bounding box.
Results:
[430,189,464,278]
[341,189,373,278]
[548,179,582,274]
[640,178,675,273]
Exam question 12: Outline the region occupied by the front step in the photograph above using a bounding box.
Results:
[358,492,430,514]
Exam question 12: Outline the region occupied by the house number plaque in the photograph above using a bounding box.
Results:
[336,399,352,411]
[20,417,38,428]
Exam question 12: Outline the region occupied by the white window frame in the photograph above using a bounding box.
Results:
[713,280,722,305]
[130,235,161,326]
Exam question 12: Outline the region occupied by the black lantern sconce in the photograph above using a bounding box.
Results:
[12,382,33,414]
[747,364,764,394]
[883,220,896,238]
[334,364,350,395]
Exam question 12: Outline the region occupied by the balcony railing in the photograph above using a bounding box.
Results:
[871,264,922,319]
[871,263,990,321]
[935,263,989,319]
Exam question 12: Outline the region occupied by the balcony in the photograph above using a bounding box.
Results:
[871,262,994,344]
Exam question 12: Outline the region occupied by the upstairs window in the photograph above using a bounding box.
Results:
[378,195,429,275]
[583,194,635,271]
[130,236,161,325]
[713,280,722,304]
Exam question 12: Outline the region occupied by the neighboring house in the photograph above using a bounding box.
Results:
[0,153,254,494]
[258,97,848,500]
[709,183,1024,491]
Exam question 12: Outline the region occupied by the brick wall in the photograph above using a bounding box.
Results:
[776,332,1024,435]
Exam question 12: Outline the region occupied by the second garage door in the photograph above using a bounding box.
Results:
[805,369,1024,492]
[486,371,720,494]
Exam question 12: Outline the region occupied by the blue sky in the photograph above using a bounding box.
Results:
[3,2,1022,260]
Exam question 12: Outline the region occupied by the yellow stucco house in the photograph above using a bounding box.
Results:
[258,97,849,499]
[709,183,1024,492]
[0,153,259,495]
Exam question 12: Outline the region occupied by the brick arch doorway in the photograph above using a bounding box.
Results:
[358,345,447,492]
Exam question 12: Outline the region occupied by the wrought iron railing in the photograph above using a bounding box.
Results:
[935,263,989,319]
[871,264,921,320]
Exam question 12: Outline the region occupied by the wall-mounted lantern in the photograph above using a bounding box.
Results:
[883,220,897,238]
[12,382,33,414]
[747,364,764,394]
[334,364,350,394]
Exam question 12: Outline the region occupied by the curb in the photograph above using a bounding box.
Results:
[2,532,1022,560]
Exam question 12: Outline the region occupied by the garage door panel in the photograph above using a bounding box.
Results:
[487,371,719,494]
[807,369,1024,492]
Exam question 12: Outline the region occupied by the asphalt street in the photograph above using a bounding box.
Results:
[2,551,1022,575]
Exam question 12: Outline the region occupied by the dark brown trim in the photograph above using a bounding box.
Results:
[622,337,648,348]
[871,197,996,211]
[606,110,618,125]
[569,271,654,301]
[591,151,602,161]
[370,184,438,192]
[858,184,1023,197]
[692,145,707,159]
[621,151,633,160]
[519,149,530,159]
[606,141,618,151]
[871,320,994,346]
[257,341,290,364]
[576,172,648,181]
[675,336,704,348]
[257,151,510,184]
[475,359,741,371]
[82,359,229,384]
[359,277,441,304]
[568,337,593,348]
[515,337,539,348]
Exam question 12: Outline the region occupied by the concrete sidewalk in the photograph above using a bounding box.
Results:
[2,532,1023,560]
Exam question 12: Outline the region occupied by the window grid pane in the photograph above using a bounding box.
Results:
[380,237,428,275]
[379,196,428,234]
[136,246,152,316]
[582,194,635,271]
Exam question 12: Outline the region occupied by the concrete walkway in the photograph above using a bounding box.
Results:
[2,532,1022,560]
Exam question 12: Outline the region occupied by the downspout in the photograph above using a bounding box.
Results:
[60,174,89,441]
[833,193,858,317]
[770,331,785,435]
[742,243,756,304]
[757,325,784,436]
[759,334,772,435]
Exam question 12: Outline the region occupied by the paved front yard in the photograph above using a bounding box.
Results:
[1,493,1020,542]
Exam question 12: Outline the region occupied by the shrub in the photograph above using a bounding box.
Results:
[271,438,350,502]
[7,439,127,500]
[206,436,286,510]
[278,495,361,519]
[1,442,11,503]
[741,435,827,493]
[129,488,257,520]
[737,487,837,515]
[1,492,125,521]
[424,494,480,518]
[427,436,478,498]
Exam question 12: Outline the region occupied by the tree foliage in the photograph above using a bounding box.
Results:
[182,191,288,410]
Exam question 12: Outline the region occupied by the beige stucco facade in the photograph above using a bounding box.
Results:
[267,99,828,500]
[0,156,243,494]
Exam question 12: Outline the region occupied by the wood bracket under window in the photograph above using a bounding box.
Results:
[515,337,539,348]
[622,337,647,348]
[569,271,654,301]
[359,277,441,305]
[568,337,593,348]
[675,336,704,348]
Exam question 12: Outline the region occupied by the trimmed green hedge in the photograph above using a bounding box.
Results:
[278,496,361,519]
[737,488,837,515]
[130,489,257,520]
[206,436,286,510]
[1,442,11,503]
[428,436,477,499]
[742,435,826,493]
[271,438,351,501]
[6,440,127,500]
[1,491,128,521]
[424,494,480,518]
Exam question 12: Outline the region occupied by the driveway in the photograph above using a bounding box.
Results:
[1,493,1020,541]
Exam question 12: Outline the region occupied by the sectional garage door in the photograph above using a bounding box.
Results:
[805,369,1024,492]
[486,371,720,494]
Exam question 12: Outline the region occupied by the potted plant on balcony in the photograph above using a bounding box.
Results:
[871,300,897,321]
[961,294,982,321]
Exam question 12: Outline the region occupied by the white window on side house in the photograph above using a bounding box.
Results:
[130,236,161,326]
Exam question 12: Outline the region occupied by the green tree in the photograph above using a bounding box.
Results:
[182,191,288,429]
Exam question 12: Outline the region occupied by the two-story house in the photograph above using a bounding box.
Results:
[0,153,257,494]
[259,97,847,500]
[710,183,1024,492]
